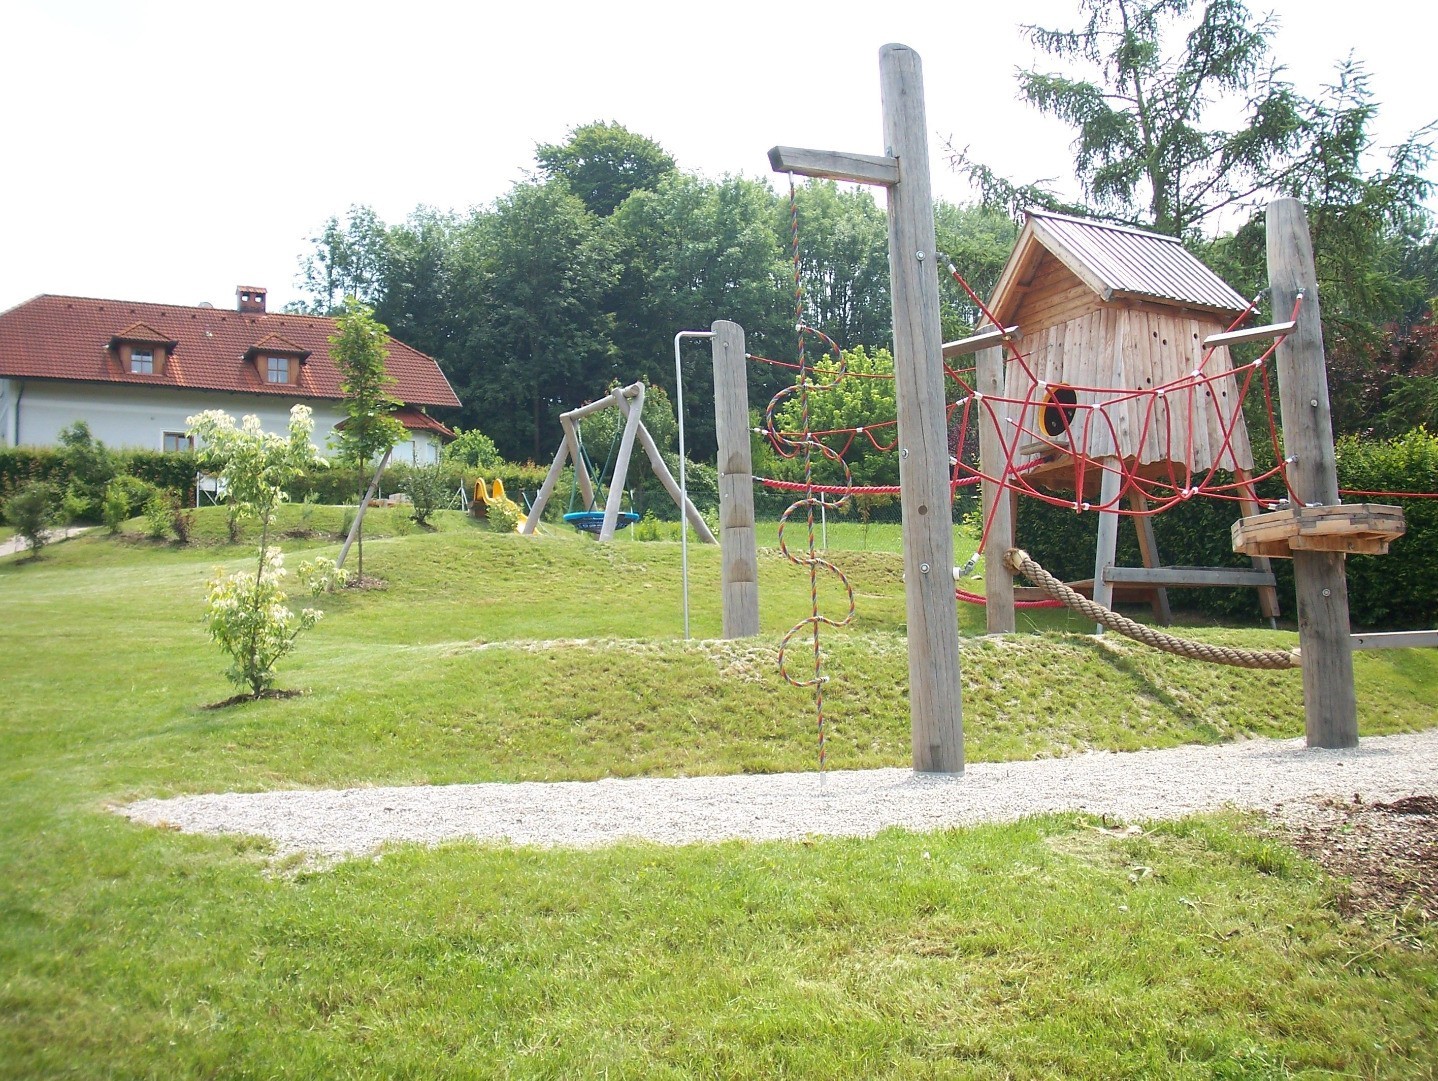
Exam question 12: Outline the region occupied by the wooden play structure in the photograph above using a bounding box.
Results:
[968,210,1284,627]
[768,43,1404,766]
[975,199,1406,750]
[523,381,715,543]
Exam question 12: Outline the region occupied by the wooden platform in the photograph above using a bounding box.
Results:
[1231,504,1406,558]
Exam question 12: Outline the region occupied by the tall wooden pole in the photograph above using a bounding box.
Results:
[976,345,1015,633]
[710,320,760,637]
[1266,197,1358,748]
[880,44,964,772]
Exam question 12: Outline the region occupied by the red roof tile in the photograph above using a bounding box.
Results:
[111,322,177,347]
[0,294,461,408]
[335,406,456,441]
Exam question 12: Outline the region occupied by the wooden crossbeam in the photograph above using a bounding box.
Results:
[767,145,900,187]
[942,326,1020,359]
[1351,631,1438,650]
[1103,566,1278,589]
[1203,320,1297,349]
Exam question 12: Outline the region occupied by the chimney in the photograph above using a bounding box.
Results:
[236,286,267,314]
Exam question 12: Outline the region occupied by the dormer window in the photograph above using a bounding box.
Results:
[109,324,176,377]
[244,334,310,385]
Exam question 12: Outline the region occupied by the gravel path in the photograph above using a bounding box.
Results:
[119,730,1438,861]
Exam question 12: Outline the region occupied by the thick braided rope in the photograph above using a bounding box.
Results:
[1003,548,1302,670]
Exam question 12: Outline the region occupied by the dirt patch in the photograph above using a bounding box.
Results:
[204,689,306,710]
[344,574,388,591]
[1270,794,1437,926]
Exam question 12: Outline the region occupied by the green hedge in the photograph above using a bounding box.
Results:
[0,447,202,510]
[1015,428,1438,630]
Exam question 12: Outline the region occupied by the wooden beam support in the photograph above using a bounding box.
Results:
[942,326,1020,360]
[1268,197,1357,749]
[336,447,392,570]
[710,320,760,637]
[1203,320,1297,349]
[1103,566,1278,589]
[1351,631,1438,651]
[599,383,645,541]
[1127,489,1172,625]
[976,345,1014,633]
[519,433,571,535]
[1090,460,1122,632]
[881,44,964,773]
[767,145,899,187]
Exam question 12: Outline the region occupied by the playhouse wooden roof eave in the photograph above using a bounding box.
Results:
[982,210,1252,328]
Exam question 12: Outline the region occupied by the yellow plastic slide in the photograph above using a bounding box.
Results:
[471,477,526,531]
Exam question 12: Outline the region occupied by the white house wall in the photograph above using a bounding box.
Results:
[4,380,448,465]
[7,380,349,453]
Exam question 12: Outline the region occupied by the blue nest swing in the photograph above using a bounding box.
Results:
[566,429,639,534]
[564,510,640,534]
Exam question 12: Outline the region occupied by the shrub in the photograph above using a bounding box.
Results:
[102,476,153,533]
[204,548,323,696]
[188,406,326,697]
[401,463,449,525]
[1336,428,1438,627]
[3,481,58,560]
[444,426,503,471]
[56,421,118,522]
[171,504,195,545]
[143,491,176,539]
[486,498,521,534]
[296,555,350,594]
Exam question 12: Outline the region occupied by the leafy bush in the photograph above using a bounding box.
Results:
[296,555,350,594]
[485,498,522,534]
[444,426,503,471]
[56,422,118,522]
[3,481,58,560]
[1336,428,1438,627]
[143,491,176,539]
[189,406,327,697]
[102,476,153,533]
[400,463,449,525]
[204,548,323,695]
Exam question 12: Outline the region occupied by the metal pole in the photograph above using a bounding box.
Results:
[673,330,715,639]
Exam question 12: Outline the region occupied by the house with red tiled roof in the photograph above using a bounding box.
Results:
[0,286,461,463]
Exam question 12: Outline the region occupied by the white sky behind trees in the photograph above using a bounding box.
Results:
[3,0,1432,315]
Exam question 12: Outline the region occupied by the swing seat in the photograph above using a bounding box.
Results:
[564,510,640,534]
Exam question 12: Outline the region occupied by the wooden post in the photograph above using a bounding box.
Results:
[336,447,391,571]
[599,384,645,541]
[711,320,761,637]
[1128,490,1172,625]
[1234,466,1281,625]
[1090,459,1122,633]
[560,416,596,512]
[976,345,1015,633]
[768,44,963,772]
[1266,197,1358,748]
[519,437,570,535]
[881,44,964,772]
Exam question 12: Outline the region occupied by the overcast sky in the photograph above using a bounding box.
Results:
[4,0,1432,315]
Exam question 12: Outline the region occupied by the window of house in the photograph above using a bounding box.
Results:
[162,431,194,453]
[130,349,154,374]
[266,356,289,383]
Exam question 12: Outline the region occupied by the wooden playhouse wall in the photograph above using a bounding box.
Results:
[1001,254,1254,475]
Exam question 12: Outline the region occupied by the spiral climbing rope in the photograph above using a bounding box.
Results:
[767,176,857,775]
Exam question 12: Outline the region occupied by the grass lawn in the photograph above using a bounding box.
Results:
[2,511,1436,1078]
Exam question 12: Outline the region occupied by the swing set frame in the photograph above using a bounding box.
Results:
[521,381,717,544]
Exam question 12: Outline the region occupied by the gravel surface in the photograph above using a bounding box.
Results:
[119,730,1438,862]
